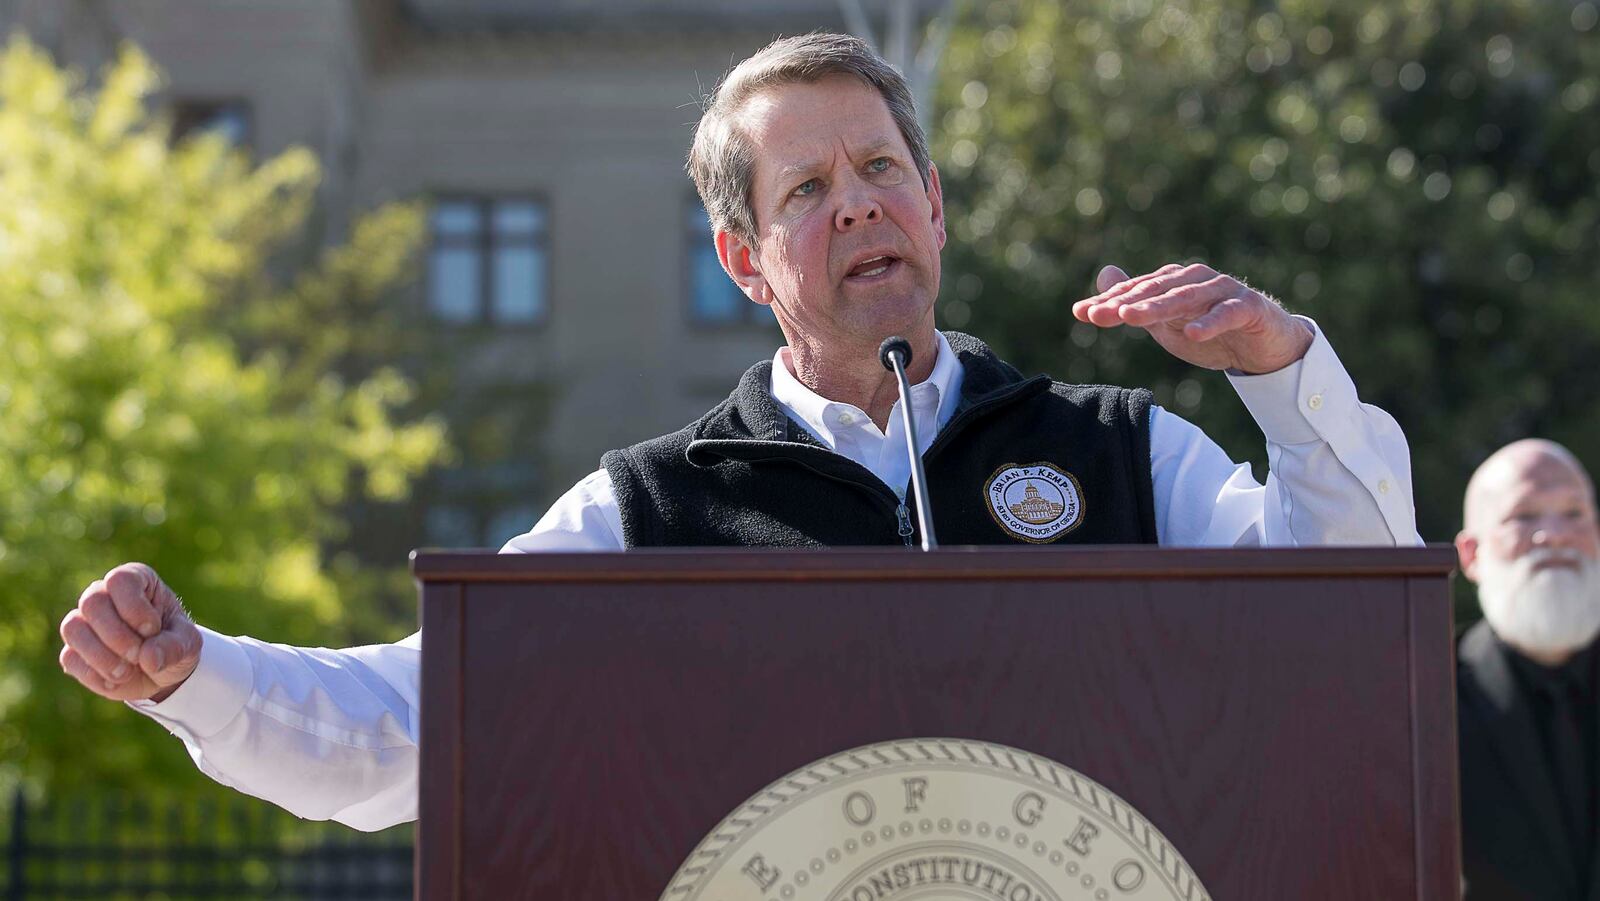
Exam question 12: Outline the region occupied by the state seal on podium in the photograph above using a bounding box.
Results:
[662,738,1210,901]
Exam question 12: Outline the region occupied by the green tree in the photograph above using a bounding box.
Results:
[934,0,1600,552]
[0,38,449,801]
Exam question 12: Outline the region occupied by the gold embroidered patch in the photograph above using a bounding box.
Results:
[985,463,1085,543]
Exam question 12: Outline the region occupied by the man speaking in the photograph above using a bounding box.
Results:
[57,33,1418,830]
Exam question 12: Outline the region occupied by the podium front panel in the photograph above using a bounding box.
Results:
[414,546,1459,900]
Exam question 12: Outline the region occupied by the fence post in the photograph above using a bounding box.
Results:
[6,787,25,901]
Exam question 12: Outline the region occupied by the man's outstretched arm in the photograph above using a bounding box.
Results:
[129,628,422,831]
[61,478,621,830]
[60,563,422,830]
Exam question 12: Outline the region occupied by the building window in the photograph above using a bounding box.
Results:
[171,99,252,147]
[428,196,548,325]
[687,200,773,326]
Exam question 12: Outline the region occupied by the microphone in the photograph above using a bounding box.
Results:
[878,336,938,551]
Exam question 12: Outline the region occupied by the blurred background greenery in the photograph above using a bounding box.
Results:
[934,0,1600,545]
[0,0,1597,821]
[0,38,449,809]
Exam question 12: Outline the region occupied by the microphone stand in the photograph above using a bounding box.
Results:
[879,337,938,552]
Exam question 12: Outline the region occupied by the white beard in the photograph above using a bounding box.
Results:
[1477,547,1600,658]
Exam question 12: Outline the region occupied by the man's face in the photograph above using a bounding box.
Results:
[1464,453,1600,577]
[718,75,946,354]
[1460,449,1600,657]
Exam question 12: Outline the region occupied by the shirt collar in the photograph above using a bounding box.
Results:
[769,331,965,448]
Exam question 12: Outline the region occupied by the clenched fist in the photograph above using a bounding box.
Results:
[59,563,202,703]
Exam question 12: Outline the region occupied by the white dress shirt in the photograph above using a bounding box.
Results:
[132,321,1419,830]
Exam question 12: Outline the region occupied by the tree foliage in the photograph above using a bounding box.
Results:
[0,38,449,800]
[934,0,1600,544]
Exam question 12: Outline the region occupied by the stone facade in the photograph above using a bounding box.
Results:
[0,0,941,551]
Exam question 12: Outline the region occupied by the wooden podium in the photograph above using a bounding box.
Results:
[412,546,1460,900]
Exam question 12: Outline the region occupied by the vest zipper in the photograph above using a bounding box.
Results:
[764,452,917,546]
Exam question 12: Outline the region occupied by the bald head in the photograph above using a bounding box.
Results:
[1463,439,1594,533]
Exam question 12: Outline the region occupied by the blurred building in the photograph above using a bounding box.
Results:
[0,0,945,553]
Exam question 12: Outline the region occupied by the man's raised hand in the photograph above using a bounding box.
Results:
[1073,263,1314,375]
[60,563,202,703]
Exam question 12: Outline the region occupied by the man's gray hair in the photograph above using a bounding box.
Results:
[688,32,933,248]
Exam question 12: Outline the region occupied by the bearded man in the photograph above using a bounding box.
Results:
[1456,439,1600,900]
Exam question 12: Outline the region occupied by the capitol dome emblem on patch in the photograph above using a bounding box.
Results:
[660,738,1210,901]
[985,463,1084,543]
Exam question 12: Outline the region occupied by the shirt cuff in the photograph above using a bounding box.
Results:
[127,625,253,740]
[1226,316,1351,446]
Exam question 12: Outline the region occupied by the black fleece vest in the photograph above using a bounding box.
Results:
[601,331,1157,547]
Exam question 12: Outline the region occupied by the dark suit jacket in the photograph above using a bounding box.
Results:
[1459,620,1600,900]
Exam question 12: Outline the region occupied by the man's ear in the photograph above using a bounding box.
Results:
[926,162,947,251]
[716,229,771,305]
[1455,530,1481,583]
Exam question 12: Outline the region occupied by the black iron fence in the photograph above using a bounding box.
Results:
[1,789,413,900]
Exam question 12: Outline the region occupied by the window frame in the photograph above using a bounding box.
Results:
[683,196,775,330]
[426,193,552,329]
